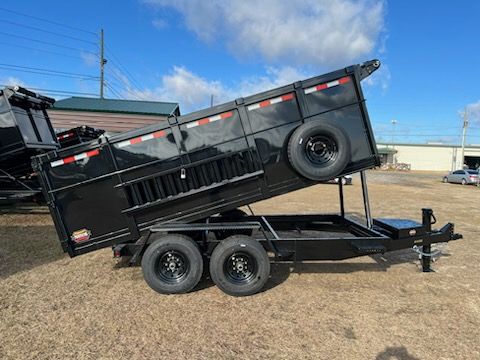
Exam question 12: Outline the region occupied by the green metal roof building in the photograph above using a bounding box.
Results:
[49,97,180,133]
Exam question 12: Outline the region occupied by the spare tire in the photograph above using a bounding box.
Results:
[288,121,351,181]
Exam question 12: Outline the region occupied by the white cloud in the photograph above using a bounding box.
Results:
[144,0,385,67]
[466,100,480,123]
[125,65,310,112]
[0,76,27,87]
[81,52,98,67]
[363,63,391,92]
[152,18,168,29]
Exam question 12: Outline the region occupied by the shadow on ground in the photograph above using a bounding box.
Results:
[0,225,65,279]
[376,346,420,360]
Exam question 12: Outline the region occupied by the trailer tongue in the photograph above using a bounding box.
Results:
[32,59,462,296]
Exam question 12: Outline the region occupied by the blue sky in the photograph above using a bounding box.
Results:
[0,1,479,144]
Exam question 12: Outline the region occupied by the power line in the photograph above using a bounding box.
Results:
[0,66,98,80]
[0,63,98,78]
[105,46,143,91]
[0,30,98,56]
[0,41,87,60]
[0,6,97,36]
[0,84,98,97]
[104,82,124,99]
[0,19,97,45]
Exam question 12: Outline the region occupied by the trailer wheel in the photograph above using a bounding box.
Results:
[141,234,203,294]
[214,209,252,240]
[210,235,270,296]
[288,121,351,181]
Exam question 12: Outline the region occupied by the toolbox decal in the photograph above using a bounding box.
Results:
[247,93,295,111]
[50,149,100,168]
[304,76,350,95]
[71,229,92,243]
[186,111,233,129]
[116,130,166,148]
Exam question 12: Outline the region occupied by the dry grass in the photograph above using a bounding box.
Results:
[1,171,479,359]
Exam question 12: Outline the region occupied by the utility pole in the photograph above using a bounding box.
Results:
[391,119,397,164]
[99,29,106,99]
[460,107,469,168]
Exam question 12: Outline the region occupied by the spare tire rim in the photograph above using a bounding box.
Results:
[224,251,257,284]
[156,250,189,284]
[305,135,338,166]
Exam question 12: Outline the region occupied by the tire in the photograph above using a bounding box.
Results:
[443,177,448,183]
[288,121,351,181]
[461,178,467,185]
[214,209,252,240]
[209,235,270,296]
[141,234,203,294]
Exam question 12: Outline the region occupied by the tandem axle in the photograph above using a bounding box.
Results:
[113,171,462,296]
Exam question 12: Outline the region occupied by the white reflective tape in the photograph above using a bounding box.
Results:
[209,114,222,122]
[117,140,131,148]
[304,87,317,94]
[74,153,88,161]
[247,103,261,111]
[269,96,283,105]
[50,159,64,168]
[186,122,199,129]
[141,133,155,141]
[327,80,339,87]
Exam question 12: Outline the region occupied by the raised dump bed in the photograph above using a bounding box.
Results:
[32,60,461,296]
[0,86,58,202]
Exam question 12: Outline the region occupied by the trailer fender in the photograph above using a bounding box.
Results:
[287,121,351,181]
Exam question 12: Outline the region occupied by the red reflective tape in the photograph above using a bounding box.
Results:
[198,118,210,125]
[130,137,142,145]
[220,111,233,119]
[153,130,165,138]
[316,84,328,91]
[62,156,76,165]
[259,100,271,108]
[338,76,350,84]
[281,94,294,101]
[86,149,99,157]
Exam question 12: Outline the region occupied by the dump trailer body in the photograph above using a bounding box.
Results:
[56,126,105,148]
[0,87,58,202]
[0,86,58,177]
[33,60,381,257]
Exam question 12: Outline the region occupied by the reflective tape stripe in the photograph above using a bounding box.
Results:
[50,149,100,168]
[247,93,295,111]
[116,130,166,148]
[304,76,350,94]
[57,132,74,140]
[186,111,233,129]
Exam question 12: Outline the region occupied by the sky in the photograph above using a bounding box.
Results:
[0,0,479,145]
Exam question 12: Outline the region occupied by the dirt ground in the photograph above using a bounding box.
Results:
[0,171,479,359]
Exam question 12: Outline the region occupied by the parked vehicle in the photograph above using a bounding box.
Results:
[331,175,352,185]
[443,169,479,185]
[31,60,461,296]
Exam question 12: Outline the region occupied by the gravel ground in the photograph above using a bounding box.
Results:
[0,170,479,359]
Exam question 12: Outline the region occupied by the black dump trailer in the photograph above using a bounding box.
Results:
[33,60,461,296]
[0,86,58,203]
[56,126,105,149]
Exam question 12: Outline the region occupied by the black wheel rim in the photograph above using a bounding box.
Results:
[224,251,257,284]
[155,250,189,284]
[305,135,338,166]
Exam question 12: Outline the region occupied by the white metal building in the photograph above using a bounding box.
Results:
[377,143,480,171]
